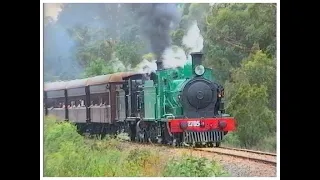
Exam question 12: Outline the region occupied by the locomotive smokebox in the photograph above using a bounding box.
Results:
[190,52,204,76]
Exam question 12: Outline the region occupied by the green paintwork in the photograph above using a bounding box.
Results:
[143,80,156,120]
[142,55,216,121]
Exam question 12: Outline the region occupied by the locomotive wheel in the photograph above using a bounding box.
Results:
[195,143,203,148]
[215,142,221,147]
[136,120,146,143]
[129,124,136,141]
[172,139,177,147]
[171,133,183,147]
[130,133,135,141]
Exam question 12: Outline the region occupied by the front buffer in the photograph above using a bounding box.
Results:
[168,117,236,147]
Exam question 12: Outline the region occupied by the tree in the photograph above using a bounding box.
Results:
[44,18,82,81]
[226,84,275,147]
[114,40,145,69]
[225,50,276,147]
[171,3,210,49]
[56,3,146,72]
[83,58,116,77]
[67,25,116,67]
[142,53,156,61]
[203,3,276,83]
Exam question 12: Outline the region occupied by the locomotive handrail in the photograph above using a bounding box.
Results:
[163,114,175,137]
[166,122,173,137]
[166,95,175,108]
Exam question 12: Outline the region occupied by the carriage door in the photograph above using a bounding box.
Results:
[116,88,126,121]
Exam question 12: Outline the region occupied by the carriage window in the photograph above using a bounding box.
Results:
[46,90,65,108]
[67,96,86,108]
[46,97,65,108]
[90,92,109,106]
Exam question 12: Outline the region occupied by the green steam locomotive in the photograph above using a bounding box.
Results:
[44,52,236,147]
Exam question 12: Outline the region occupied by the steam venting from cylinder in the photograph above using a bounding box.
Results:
[129,3,181,71]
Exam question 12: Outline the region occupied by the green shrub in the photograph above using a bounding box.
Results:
[43,116,228,177]
[253,133,276,153]
[163,156,229,177]
[222,132,241,147]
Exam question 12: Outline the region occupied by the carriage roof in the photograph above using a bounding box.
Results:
[44,72,141,91]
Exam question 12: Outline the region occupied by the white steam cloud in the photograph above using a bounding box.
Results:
[135,59,157,74]
[182,21,204,53]
[162,46,187,69]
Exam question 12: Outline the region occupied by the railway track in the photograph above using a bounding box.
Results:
[193,147,277,165]
[217,146,276,156]
[121,139,277,165]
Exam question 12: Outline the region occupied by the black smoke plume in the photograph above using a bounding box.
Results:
[129,3,181,69]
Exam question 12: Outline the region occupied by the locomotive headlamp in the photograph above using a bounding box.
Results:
[194,65,205,76]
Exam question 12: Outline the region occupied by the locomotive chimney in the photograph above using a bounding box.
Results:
[156,56,164,71]
[190,52,204,76]
[190,52,203,66]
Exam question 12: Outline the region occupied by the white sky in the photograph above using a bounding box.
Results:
[44,3,62,21]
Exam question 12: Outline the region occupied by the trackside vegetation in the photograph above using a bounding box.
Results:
[43,116,229,177]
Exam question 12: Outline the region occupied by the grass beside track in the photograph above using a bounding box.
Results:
[43,115,229,177]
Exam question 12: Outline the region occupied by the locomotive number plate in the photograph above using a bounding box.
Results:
[187,121,200,127]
